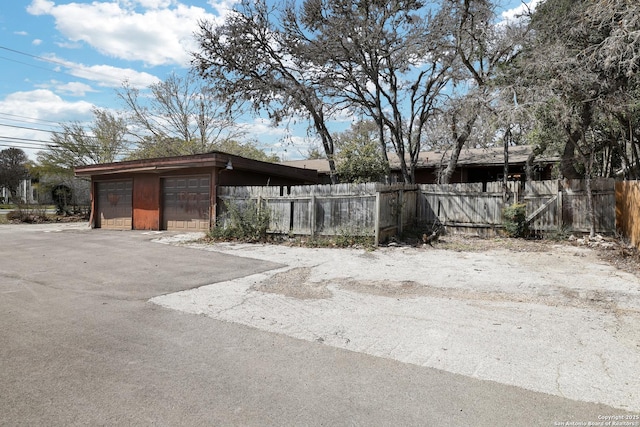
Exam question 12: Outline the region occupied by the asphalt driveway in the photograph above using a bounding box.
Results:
[0,223,635,426]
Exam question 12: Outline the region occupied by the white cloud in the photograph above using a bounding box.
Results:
[43,55,161,89]
[239,117,288,138]
[132,0,175,9]
[56,81,98,97]
[0,90,93,122]
[14,31,29,36]
[27,0,235,67]
[32,39,42,46]
[501,0,542,24]
[0,89,95,159]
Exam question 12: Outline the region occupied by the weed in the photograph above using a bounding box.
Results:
[209,199,271,242]
[502,203,529,238]
[6,205,50,223]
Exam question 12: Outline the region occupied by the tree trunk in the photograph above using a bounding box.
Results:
[440,115,475,184]
[559,133,583,179]
[503,127,511,203]
[585,150,597,238]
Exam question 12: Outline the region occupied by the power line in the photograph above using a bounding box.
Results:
[0,54,68,76]
[0,44,144,84]
[0,122,59,134]
[0,112,65,125]
[0,136,55,146]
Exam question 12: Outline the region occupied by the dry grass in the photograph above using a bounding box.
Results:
[430,233,640,278]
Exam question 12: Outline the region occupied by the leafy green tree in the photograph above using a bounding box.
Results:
[335,122,387,183]
[512,0,640,235]
[38,108,129,174]
[0,148,29,202]
[305,147,325,160]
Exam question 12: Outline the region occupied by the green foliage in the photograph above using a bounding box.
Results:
[38,108,129,176]
[214,139,280,162]
[502,203,529,238]
[333,228,376,249]
[305,147,325,160]
[209,200,271,242]
[336,122,387,183]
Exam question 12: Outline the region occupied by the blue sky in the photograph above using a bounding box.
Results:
[0,0,538,161]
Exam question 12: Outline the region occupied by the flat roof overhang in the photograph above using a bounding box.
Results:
[74,151,318,182]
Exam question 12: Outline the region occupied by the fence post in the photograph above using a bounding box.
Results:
[310,194,316,237]
[557,181,563,232]
[374,191,381,246]
[398,188,404,236]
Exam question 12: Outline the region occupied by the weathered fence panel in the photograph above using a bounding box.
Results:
[524,179,615,233]
[218,183,381,237]
[524,180,560,231]
[218,183,417,243]
[417,182,508,234]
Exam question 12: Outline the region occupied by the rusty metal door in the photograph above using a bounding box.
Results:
[96,180,132,230]
[161,176,211,231]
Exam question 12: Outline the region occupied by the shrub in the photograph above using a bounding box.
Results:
[502,202,529,238]
[7,205,49,223]
[209,200,271,242]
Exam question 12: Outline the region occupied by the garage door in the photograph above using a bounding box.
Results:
[96,180,132,230]
[162,176,210,230]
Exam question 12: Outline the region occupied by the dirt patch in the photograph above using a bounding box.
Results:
[252,267,332,300]
[425,234,640,278]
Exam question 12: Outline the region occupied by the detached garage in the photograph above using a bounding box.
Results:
[75,151,318,231]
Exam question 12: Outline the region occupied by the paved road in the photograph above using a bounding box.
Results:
[0,224,633,426]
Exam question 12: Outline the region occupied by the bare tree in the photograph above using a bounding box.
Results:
[118,72,243,159]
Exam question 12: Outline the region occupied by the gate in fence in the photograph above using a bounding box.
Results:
[417,179,615,235]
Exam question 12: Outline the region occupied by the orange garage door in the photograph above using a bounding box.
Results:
[162,176,210,231]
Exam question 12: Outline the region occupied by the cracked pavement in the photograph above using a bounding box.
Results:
[153,238,640,413]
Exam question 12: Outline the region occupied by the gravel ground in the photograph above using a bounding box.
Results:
[152,233,640,413]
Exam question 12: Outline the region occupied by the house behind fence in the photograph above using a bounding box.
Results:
[218,178,621,245]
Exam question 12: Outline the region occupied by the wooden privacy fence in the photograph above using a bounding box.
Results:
[524,178,616,234]
[217,179,618,244]
[417,181,520,234]
[418,179,616,235]
[217,183,418,244]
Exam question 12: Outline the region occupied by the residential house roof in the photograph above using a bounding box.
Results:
[280,145,557,174]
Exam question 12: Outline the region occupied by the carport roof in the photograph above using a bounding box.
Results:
[75,151,318,182]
